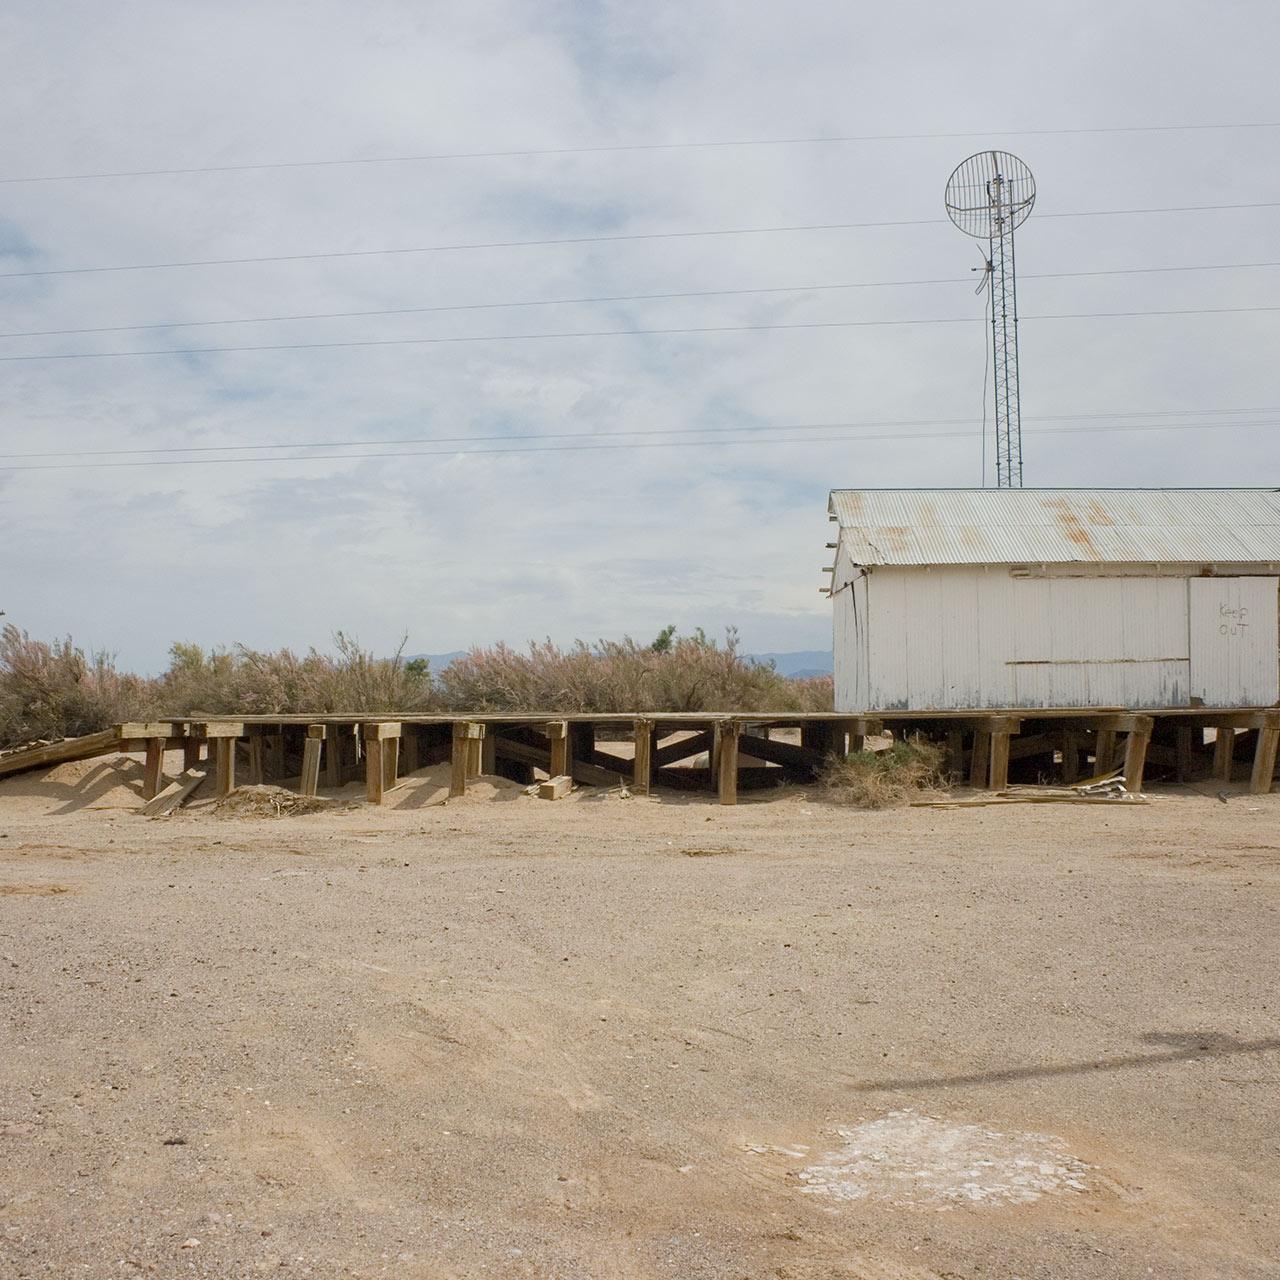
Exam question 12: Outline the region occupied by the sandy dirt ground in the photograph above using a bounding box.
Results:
[0,751,1278,1279]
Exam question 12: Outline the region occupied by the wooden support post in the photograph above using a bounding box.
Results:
[481,731,496,776]
[1123,717,1154,793]
[1213,727,1236,782]
[215,738,236,798]
[969,731,991,788]
[1060,730,1080,784]
[365,736,385,805]
[182,737,202,770]
[300,725,324,798]
[142,737,167,801]
[1095,729,1118,773]
[451,722,483,798]
[330,723,357,785]
[989,730,1012,791]
[467,725,485,780]
[632,718,654,795]
[382,736,399,794]
[547,720,568,779]
[1250,720,1280,795]
[946,730,965,782]
[247,731,265,785]
[363,723,402,805]
[717,721,741,806]
[193,723,243,799]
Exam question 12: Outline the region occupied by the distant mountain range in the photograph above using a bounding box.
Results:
[407,649,833,679]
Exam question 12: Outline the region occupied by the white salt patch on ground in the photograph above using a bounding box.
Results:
[798,1110,1090,1208]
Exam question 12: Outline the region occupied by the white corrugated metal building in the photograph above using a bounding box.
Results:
[827,489,1280,711]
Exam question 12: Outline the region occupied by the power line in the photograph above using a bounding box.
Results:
[3,260,1276,341]
[2,405,1274,462]
[3,304,1278,364]
[5,121,1279,185]
[3,201,1277,281]
[1,415,1273,474]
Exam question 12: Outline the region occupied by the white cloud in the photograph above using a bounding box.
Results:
[1,0,1277,670]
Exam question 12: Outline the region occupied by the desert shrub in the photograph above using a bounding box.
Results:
[436,628,825,713]
[0,625,155,745]
[819,738,947,809]
[157,633,437,715]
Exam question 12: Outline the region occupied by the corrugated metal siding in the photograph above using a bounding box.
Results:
[1189,577,1280,706]
[828,489,1280,566]
[842,566,1220,711]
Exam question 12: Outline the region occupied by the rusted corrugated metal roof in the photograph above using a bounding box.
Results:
[827,489,1280,566]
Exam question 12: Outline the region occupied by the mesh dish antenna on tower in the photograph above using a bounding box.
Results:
[945,150,1036,487]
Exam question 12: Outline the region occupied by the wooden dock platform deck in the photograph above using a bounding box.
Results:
[2,706,1277,807]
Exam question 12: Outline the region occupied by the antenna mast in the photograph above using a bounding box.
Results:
[945,151,1036,487]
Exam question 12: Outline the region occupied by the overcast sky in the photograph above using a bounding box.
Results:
[2,1,1277,672]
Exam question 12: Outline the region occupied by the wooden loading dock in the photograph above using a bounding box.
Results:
[2,707,1278,807]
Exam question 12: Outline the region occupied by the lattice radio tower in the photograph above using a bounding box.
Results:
[945,151,1037,487]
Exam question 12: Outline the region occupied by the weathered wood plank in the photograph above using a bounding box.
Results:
[717,722,740,805]
[1250,724,1279,795]
[142,767,207,817]
[142,737,167,801]
[969,732,991,789]
[365,736,386,805]
[1123,717,1155,793]
[539,775,572,800]
[1212,728,1236,782]
[214,737,236,797]
[300,728,324,798]
[632,718,654,795]
[0,730,122,779]
[654,730,713,768]
[989,730,1012,790]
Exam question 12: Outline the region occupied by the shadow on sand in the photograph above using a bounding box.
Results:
[852,1031,1280,1092]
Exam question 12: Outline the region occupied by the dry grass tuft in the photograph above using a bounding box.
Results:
[820,739,948,809]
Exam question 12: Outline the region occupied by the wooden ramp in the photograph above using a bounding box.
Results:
[0,729,122,779]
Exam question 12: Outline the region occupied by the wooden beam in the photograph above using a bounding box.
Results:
[141,768,207,817]
[246,732,265,786]
[365,736,385,804]
[300,726,324,798]
[546,720,568,779]
[539,775,572,800]
[382,735,400,794]
[969,731,991,789]
[0,729,124,779]
[142,737,167,801]
[119,721,182,740]
[182,737,202,770]
[1123,716,1155,793]
[494,737,620,788]
[632,718,654,795]
[481,731,497,775]
[1212,727,1236,782]
[717,721,740,805]
[450,721,479,798]
[467,726,485,780]
[653,730,713,768]
[362,721,402,740]
[214,737,236,798]
[194,721,244,739]
[988,729,1012,790]
[1060,730,1080,784]
[735,732,823,773]
[1250,721,1280,795]
[1094,728,1117,773]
